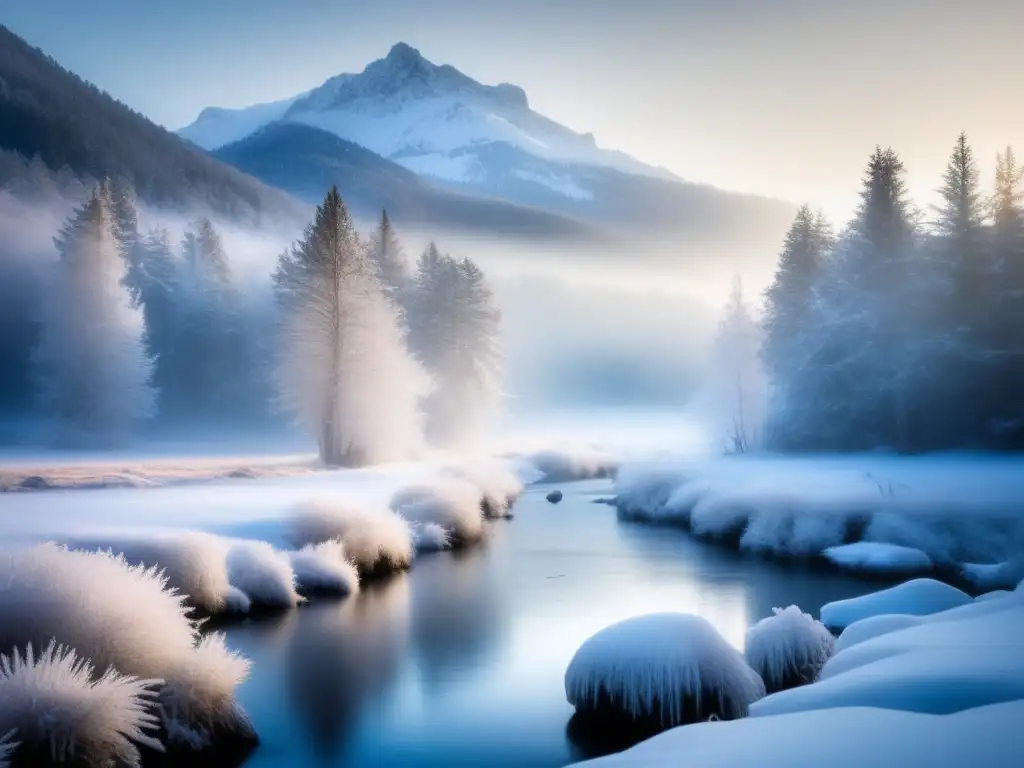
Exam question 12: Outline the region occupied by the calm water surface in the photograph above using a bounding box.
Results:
[224,479,886,768]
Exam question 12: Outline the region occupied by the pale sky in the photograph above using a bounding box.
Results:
[5,0,1023,223]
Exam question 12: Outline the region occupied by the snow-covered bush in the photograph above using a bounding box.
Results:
[526,448,620,484]
[411,522,451,553]
[287,539,359,597]
[62,532,248,615]
[0,642,161,767]
[564,698,1024,768]
[614,462,693,522]
[744,606,835,693]
[226,540,300,609]
[0,544,254,752]
[288,499,414,576]
[445,462,524,519]
[820,579,972,631]
[390,480,485,545]
[565,613,765,736]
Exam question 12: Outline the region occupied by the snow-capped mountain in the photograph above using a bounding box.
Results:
[180,43,676,192]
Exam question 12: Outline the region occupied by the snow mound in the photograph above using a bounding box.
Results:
[976,589,1014,602]
[225,540,300,609]
[565,613,765,728]
[565,700,1024,768]
[62,532,243,615]
[445,462,524,519]
[526,448,620,484]
[962,559,1024,591]
[411,522,451,553]
[753,604,1024,718]
[289,499,414,576]
[0,642,162,767]
[0,544,254,752]
[824,542,933,574]
[390,480,485,545]
[820,579,972,631]
[744,606,835,693]
[834,614,924,652]
[287,539,359,597]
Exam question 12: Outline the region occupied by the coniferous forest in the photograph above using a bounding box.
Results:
[732,135,1024,452]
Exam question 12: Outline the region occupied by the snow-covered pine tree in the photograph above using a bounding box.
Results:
[703,276,766,453]
[366,209,410,303]
[32,184,154,444]
[273,186,427,466]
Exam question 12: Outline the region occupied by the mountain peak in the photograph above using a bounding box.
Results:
[385,42,424,65]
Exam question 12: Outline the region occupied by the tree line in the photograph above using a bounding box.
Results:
[16,181,502,462]
[717,134,1024,452]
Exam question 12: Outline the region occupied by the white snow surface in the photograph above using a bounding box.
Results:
[288,499,414,575]
[287,539,360,597]
[613,454,1024,564]
[567,700,1024,768]
[0,642,162,767]
[177,96,299,150]
[820,579,972,630]
[824,542,933,574]
[564,613,765,724]
[744,606,834,692]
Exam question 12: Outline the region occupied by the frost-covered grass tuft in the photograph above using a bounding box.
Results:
[62,532,243,615]
[0,544,253,750]
[527,448,620,484]
[565,613,765,729]
[225,540,301,610]
[390,480,486,545]
[744,606,835,693]
[445,462,524,519]
[287,539,360,597]
[289,499,414,576]
[820,578,972,631]
[0,642,162,767]
[412,522,451,553]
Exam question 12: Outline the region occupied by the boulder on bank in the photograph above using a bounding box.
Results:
[744,606,835,693]
[547,490,564,504]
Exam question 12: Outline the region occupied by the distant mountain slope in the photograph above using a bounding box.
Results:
[181,42,794,244]
[0,25,302,224]
[214,122,601,240]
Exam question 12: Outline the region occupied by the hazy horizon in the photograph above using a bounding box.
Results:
[5,0,1024,224]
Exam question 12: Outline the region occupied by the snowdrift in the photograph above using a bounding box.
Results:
[390,480,486,545]
[564,613,765,741]
[613,455,1024,569]
[0,544,254,755]
[744,606,834,693]
[287,539,359,597]
[0,642,161,768]
[820,578,971,631]
[566,699,1024,768]
[288,499,414,576]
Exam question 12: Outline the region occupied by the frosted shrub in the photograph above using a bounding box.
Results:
[63,532,244,615]
[412,522,451,553]
[446,462,524,519]
[0,544,254,753]
[225,540,301,609]
[289,499,414,576]
[565,613,765,746]
[528,448,619,484]
[0,642,161,767]
[390,479,485,545]
[744,606,835,692]
[288,539,360,597]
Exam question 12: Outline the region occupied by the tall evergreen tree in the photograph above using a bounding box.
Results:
[366,210,410,302]
[274,186,426,465]
[32,184,154,444]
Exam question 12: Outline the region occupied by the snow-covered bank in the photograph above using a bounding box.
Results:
[569,581,1024,768]
[614,454,1024,577]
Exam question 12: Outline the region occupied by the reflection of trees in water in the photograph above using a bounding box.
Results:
[409,541,508,693]
[285,576,412,762]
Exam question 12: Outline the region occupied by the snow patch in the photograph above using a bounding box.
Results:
[820,579,972,631]
[511,169,593,201]
[824,542,933,575]
[744,606,835,693]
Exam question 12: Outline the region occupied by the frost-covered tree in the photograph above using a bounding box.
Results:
[406,244,503,445]
[274,186,428,465]
[365,210,410,303]
[32,185,154,444]
[703,277,766,453]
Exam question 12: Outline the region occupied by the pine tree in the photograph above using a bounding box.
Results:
[273,186,427,465]
[365,210,410,302]
[32,185,154,444]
